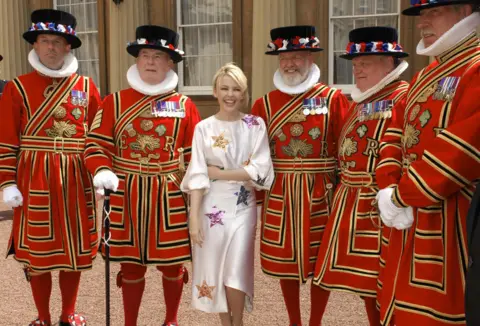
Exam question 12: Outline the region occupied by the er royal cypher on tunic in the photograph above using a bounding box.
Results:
[180,114,274,313]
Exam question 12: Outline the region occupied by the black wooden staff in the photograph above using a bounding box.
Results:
[102,189,112,326]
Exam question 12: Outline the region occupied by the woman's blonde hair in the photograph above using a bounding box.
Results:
[212,62,249,107]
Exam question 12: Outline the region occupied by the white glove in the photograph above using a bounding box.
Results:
[376,188,403,227]
[381,215,394,228]
[3,185,23,208]
[93,170,119,195]
[392,206,414,230]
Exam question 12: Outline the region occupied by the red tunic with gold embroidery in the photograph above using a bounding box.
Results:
[377,34,480,325]
[84,88,200,266]
[251,83,349,282]
[312,80,408,298]
[0,71,101,272]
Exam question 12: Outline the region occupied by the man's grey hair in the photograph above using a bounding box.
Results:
[452,3,478,13]
[379,55,402,69]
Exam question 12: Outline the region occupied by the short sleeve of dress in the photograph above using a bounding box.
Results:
[242,116,274,191]
[180,123,211,194]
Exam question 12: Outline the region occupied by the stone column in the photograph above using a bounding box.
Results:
[0,2,31,79]
[400,0,429,78]
[251,0,297,101]
[105,0,149,93]
[29,0,53,11]
[296,0,328,83]
[148,0,176,30]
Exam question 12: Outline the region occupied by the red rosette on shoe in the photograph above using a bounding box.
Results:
[59,313,87,326]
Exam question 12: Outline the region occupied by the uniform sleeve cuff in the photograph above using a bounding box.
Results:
[0,180,16,190]
[94,166,113,176]
[392,186,408,208]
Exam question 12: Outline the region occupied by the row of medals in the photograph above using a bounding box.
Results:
[302,105,328,116]
[277,102,327,139]
[151,101,186,118]
[405,78,459,124]
[47,89,87,120]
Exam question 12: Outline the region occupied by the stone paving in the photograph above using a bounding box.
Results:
[0,193,368,325]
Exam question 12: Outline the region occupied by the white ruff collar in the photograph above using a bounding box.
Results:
[351,60,409,103]
[273,63,320,95]
[417,12,480,57]
[127,64,178,96]
[28,49,78,78]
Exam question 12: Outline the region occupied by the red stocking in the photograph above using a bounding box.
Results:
[309,284,330,326]
[59,271,81,322]
[363,297,380,326]
[119,263,147,326]
[30,271,53,323]
[157,265,187,325]
[280,279,302,325]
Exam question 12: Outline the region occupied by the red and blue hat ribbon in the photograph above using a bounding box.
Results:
[345,41,403,55]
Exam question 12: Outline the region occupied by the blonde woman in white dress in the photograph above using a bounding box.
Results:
[180,63,274,326]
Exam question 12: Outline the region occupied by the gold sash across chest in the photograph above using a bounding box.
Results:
[404,35,479,114]
[23,75,82,136]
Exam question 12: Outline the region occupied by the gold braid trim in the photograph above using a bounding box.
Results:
[162,273,184,281]
[122,277,145,284]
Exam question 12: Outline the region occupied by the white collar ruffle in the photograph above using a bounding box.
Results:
[351,60,409,103]
[28,49,78,78]
[127,64,178,96]
[273,63,320,95]
[416,12,480,57]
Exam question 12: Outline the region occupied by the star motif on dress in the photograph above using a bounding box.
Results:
[205,206,225,227]
[196,280,215,300]
[235,186,250,206]
[242,154,252,166]
[255,174,267,186]
[241,114,260,128]
[212,132,230,151]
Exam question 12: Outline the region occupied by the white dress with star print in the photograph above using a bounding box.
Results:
[180,114,274,313]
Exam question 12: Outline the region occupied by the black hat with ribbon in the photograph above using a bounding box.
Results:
[265,25,323,55]
[23,9,81,49]
[127,25,184,63]
[340,26,408,60]
[403,0,478,16]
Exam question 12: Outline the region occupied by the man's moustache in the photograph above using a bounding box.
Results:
[421,30,436,37]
